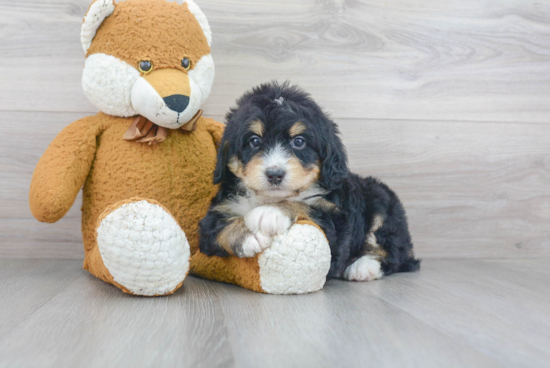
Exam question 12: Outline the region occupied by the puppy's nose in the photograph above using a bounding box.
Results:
[266,168,286,185]
[163,94,190,113]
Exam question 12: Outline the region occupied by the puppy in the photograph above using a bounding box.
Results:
[199,82,420,281]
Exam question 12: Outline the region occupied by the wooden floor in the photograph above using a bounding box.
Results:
[0,259,548,368]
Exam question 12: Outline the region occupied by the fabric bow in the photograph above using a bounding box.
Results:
[123,110,203,144]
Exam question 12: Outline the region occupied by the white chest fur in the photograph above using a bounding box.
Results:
[225,185,329,217]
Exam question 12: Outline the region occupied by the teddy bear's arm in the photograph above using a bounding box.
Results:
[201,117,225,148]
[29,116,104,223]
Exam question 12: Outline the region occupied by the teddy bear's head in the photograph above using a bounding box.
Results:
[81,0,214,129]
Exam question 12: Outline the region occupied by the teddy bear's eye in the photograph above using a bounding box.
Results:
[138,60,153,74]
[181,58,191,70]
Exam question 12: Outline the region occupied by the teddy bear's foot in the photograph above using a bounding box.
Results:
[191,221,331,294]
[258,222,331,294]
[96,199,190,296]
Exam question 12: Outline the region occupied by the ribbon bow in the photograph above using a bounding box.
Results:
[123,110,203,144]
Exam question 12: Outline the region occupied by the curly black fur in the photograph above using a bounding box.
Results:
[200,81,420,279]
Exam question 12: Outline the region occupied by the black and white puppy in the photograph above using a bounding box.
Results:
[199,82,420,281]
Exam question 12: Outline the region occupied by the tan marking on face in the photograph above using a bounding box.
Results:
[286,158,320,192]
[233,148,320,195]
[249,120,264,137]
[289,122,306,137]
[229,154,271,192]
[228,156,244,178]
[87,1,210,72]
[216,217,251,255]
[242,155,266,191]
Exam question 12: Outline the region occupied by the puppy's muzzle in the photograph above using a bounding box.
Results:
[266,168,286,186]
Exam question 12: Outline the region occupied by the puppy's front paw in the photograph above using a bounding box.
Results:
[245,206,292,237]
[344,256,383,282]
[239,232,273,258]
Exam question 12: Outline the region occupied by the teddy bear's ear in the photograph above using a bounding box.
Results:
[183,0,212,47]
[81,0,116,54]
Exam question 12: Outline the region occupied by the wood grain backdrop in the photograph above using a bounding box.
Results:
[1,0,549,259]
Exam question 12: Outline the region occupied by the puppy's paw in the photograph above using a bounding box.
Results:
[344,256,383,282]
[239,232,273,258]
[245,206,292,237]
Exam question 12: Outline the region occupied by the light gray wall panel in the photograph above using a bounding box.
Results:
[2,111,548,259]
[0,0,549,258]
[0,0,549,122]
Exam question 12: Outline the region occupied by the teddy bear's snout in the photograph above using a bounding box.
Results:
[163,95,190,113]
[129,67,202,128]
[142,68,192,101]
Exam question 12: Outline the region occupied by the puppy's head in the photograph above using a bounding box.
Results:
[214,81,348,197]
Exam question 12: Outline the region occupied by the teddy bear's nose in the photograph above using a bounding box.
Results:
[163,94,190,113]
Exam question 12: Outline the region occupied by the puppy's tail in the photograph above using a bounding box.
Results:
[398,257,421,273]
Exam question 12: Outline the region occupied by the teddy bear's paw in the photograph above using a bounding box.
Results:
[343,256,383,282]
[258,223,331,294]
[96,200,190,296]
[239,232,273,258]
[244,206,292,237]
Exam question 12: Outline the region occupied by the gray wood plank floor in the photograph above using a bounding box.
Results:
[1,258,548,368]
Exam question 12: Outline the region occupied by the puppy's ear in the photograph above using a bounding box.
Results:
[213,135,229,184]
[319,122,348,191]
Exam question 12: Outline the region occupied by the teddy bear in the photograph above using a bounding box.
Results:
[29,0,331,296]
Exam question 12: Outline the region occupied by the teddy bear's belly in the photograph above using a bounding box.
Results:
[81,118,219,255]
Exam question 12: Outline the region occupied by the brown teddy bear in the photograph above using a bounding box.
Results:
[30,0,330,296]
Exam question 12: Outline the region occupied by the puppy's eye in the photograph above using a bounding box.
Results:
[138,60,153,74]
[181,57,191,70]
[249,135,262,149]
[291,136,306,150]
